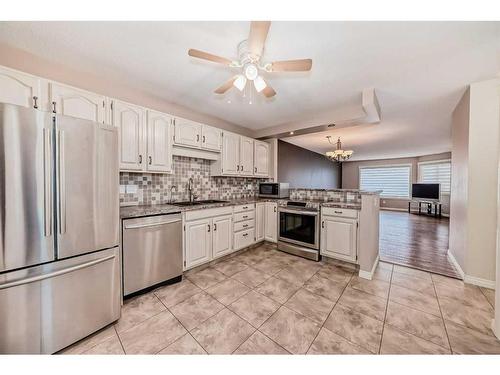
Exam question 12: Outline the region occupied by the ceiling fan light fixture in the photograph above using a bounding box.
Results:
[234,75,247,91]
[244,63,259,81]
[254,75,267,92]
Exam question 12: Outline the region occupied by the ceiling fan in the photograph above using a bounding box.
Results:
[188,21,313,98]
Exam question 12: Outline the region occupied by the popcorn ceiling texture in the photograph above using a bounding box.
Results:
[120,156,267,205]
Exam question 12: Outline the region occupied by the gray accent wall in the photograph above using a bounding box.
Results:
[277,140,341,189]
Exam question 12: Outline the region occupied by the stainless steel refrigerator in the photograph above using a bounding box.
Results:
[0,103,121,354]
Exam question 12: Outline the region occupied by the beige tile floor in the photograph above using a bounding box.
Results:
[61,243,500,355]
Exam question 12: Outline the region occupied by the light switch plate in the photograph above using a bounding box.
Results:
[119,185,126,194]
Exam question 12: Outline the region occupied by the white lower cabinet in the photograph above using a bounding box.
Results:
[184,218,212,269]
[212,214,233,259]
[255,202,265,242]
[264,202,278,243]
[234,228,255,251]
[320,215,358,262]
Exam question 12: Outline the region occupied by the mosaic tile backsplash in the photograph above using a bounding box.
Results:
[120,156,268,205]
[289,188,361,203]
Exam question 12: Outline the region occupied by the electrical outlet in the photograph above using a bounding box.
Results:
[126,185,138,194]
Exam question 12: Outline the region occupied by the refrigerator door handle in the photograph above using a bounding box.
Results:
[57,130,66,235]
[0,254,116,290]
[43,128,52,237]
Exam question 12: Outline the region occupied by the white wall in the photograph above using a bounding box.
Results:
[449,78,500,285]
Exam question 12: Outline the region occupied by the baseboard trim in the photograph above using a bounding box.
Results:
[463,275,496,289]
[447,249,465,279]
[358,255,379,280]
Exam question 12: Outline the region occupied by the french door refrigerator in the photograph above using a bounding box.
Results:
[0,103,121,354]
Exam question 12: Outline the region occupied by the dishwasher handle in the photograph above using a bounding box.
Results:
[124,218,181,230]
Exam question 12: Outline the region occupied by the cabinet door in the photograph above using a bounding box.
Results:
[185,218,212,269]
[254,140,270,176]
[222,132,240,175]
[174,118,202,148]
[112,99,146,172]
[255,203,265,242]
[240,137,254,175]
[320,217,357,262]
[201,124,221,151]
[265,202,278,243]
[146,110,173,173]
[0,66,40,109]
[50,82,105,123]
[212,215,233,259]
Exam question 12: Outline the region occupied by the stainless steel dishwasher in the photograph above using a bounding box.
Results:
[122,213,182,297]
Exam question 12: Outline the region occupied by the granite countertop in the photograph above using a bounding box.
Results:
[121,197,364,219]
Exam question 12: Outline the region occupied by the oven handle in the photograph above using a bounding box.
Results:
[278,208,319,216]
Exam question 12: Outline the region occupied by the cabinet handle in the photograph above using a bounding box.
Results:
[237,165,240,171]
[33,96,38,109]
[243,233,248,237]
[52,101,57,113]
[243,224,248,228]
[274,207,277,213]
[334,210,342,214]
[322,221,325,228]
[197,134,200,142]
[148,156,152,165]
[139,155,142,164]
[214,223,217,231]
[254,167,257,173]
[243,215,248,219]
[203,135,206,143]
[207,224,210,232]
[243,206,248,209]
[240,165,243,171]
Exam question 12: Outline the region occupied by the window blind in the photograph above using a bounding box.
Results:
[418,161,451,194]
[359,165,411,198]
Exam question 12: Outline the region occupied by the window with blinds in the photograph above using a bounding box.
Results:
[418,160,451,194]
[359,165,411,198]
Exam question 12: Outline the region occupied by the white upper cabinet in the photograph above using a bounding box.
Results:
[201,124,221,151]
[221,131,240,175]
[239,137,254,175]
[112,99,146,172]
[254,140,270,177]
[50,82,106,123]
[146,110,173,173]
[0,66,40,109]
[174,117,201,148]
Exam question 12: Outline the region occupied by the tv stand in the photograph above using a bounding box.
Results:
[408,200,442,217]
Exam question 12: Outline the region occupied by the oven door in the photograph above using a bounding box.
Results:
[278,208,319,250]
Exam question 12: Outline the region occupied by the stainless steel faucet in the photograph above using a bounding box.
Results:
[188,178,198,203]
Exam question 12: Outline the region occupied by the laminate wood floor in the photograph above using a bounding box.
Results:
[379,211,460,278]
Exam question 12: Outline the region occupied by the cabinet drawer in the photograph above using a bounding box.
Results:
[234,219,254,232]
[234,210,255,223]
[184,206,233,221]
[234,228,255,250]
[233,203,255,213]
[322,207,358,219]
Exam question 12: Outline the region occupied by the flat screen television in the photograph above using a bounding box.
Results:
[412,183,440,201]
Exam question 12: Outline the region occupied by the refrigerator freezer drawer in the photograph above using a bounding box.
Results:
[123,214,183,296]
[0,246,121,354]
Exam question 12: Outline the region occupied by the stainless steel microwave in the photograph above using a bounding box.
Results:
[258,182,290,198]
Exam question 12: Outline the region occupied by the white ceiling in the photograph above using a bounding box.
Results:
[0,21,499,160]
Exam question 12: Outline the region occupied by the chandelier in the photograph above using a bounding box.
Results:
[325,136,353,162]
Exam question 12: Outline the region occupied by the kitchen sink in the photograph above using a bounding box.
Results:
[171,200,228,207]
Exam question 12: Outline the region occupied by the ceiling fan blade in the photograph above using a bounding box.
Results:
[262,85,276,98]
[248,21,271,58]
[188,49,233,65]
[270,59,313,72]
[214,76,238,94]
